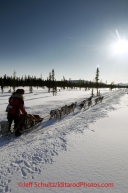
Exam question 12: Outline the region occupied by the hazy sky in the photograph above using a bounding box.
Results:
[0,0,128,83]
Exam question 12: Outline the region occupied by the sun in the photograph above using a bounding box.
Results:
[112,39,128,55]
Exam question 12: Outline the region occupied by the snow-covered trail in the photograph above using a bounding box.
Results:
[0,89,127,193]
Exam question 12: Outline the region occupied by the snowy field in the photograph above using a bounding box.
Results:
[0,87,128,193]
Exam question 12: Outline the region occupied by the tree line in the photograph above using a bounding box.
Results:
[0,69,127,95]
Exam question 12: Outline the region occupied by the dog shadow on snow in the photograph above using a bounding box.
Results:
[32,109,83,136]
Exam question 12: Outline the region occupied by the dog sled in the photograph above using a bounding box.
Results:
[19,114,43,130]
[0,114,43,137]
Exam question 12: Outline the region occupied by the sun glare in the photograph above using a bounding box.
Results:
[113,39,128,55]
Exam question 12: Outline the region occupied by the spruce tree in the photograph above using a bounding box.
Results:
[1,79,4,94]
[12,70,16,91]
[29,77,33,93]
[48,72,52,92]
[51,69,56,96]
[95,68,99,96]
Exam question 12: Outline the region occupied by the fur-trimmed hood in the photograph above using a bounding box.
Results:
[11,93,24,100]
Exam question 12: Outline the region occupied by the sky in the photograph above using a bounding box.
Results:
[0,0,128,84]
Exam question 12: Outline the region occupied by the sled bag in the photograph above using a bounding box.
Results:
[6,104,13,112]
[0,121,9,135]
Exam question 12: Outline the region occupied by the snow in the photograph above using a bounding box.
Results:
[0,87,128,193]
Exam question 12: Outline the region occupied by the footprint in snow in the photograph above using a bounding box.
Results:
[21,167,27,178]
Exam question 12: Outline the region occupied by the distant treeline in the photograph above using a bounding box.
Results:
[0,73,127,92]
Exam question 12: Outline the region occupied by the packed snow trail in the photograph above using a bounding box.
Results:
[0,89,127,193]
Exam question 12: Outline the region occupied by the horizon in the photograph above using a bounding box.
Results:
[1,72,128,85]
[0,0,128,84]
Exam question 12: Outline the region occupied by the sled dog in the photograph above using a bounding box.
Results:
[87,96,93,101]
[82,100,86,105]
[66,102,77,114]
[49,109,61,120]
[61,105,68,115]
[95,98,99,105]
[99,96,104,102]
[88,100,92,108]
[79,103,85,110]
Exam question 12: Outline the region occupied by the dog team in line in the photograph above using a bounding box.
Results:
[49,95,104,120]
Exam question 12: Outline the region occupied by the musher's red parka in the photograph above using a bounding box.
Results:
[8,93,27,116]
